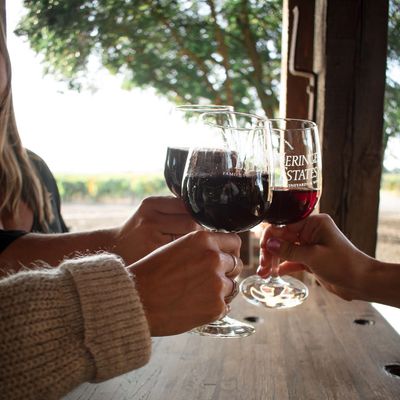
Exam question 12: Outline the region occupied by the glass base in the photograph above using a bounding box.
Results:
[240,274,308,309]
[190,315,255,338]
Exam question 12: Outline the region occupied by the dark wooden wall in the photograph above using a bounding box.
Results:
[316,0,388,256]
[1,0,5,26]
[282,0,388,257]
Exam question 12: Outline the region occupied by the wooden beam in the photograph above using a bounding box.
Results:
[281,0,316,120]
[315,0,388,256]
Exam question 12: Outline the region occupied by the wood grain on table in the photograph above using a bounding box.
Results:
[64,285,400,400]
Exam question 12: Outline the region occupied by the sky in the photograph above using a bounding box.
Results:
[7,0,180,175]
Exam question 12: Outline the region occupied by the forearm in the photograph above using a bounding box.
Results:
[0,228,117,274]
[360,258,400,308]
[0,254,151,400]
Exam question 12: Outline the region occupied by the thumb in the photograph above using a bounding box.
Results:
[266,237,314,266]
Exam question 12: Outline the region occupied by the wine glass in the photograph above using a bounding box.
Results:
[164,105,234,197]
[181,111,273,337]
[240,118,322,309]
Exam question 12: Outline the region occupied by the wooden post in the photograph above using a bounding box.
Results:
[281,0,316,120]
[314,0,388,256]
[1,0,5,28]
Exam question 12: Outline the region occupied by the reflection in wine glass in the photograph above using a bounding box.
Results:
[164,105,234,198]
[181,111,273,337]
[240,118,322,309]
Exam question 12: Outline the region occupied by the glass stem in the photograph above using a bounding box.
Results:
[270,255,280,278]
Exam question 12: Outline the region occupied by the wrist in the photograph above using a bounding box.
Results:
[93,227,120,254]
[355,254,379,302]
[363,258,400,308]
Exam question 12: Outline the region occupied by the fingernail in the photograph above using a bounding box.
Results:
[266,238,281,252]
[256,265,269,278]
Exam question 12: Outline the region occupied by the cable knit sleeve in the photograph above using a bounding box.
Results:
[0,253,151,400]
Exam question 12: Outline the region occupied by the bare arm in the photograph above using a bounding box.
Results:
[366,259,400,308]
[0,196,201,275]
[0,228,115,272]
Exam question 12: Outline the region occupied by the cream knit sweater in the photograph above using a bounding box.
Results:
[0,253,152,400]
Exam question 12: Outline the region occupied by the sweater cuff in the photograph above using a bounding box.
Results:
[61,253,151,382]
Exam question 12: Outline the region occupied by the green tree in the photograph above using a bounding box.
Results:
[16,0,282,117]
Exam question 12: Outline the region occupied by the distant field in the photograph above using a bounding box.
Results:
[55,172,169,203]
[381,173,400,194]
[376,191,400,262]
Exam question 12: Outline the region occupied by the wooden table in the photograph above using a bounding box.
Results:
[64,285,400,400]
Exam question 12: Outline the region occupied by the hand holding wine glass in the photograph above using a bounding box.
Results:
[240,118,322,309]
[181,111,273,337]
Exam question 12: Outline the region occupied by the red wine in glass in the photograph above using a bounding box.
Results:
[183,173,271,232]
[164,147,189,197]
[164,105,234,197]
[265,188,320,225]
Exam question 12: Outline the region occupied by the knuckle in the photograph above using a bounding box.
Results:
[210,276,224,294]
[190,229,212,245]
[138,196,153,212]
[226,233,241,252]
[320,213,333,226]
[205,249,224,269]
[187,220,202,232]
[236,258,244,274]
[235,233,242,247]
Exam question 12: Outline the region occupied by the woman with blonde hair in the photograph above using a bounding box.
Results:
[0,15,67,234]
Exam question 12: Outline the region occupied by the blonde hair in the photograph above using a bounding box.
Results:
[0,17,53,231]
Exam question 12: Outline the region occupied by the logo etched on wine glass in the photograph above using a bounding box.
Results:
[284,152,320,186]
